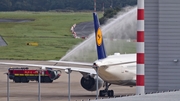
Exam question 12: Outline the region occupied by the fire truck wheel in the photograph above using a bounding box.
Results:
[13,76,21,83]
[37,77,45,83]
[44,77,53,83]
[25,80,29,83]
[21,77,28,83]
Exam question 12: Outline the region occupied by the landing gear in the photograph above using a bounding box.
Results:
[99,82,114,97]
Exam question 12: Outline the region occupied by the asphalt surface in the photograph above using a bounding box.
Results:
[0,60,135,101]
[74,21,94,37]
[0,37,7,46]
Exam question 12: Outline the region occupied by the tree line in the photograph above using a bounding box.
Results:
[0,0,136,11]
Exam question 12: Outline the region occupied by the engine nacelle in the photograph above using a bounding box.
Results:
[80,75,103,91]
[48,70,61,80]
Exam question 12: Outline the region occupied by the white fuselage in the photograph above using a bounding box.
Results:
[94,53,136,86]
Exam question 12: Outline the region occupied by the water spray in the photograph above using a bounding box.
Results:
[60,7,137,62]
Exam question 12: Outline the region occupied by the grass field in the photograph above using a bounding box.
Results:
[0,11,103,60]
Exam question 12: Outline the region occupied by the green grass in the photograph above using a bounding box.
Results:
[0,11,103,60]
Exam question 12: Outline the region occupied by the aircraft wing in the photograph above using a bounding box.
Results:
[48,60,92,67]
[0,62,96,74]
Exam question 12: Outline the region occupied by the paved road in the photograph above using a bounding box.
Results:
[0,60,135,101]
[0,37,7,46]
[74,21,94,37]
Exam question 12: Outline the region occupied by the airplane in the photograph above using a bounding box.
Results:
[0,12,136,97]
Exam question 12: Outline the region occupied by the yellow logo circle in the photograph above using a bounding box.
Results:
[96,28,102,46]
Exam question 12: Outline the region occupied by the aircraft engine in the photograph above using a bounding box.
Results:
[80,75,103,91]
[48,70,61,80]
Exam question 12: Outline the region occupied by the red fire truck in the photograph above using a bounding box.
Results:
[8,67,61,83]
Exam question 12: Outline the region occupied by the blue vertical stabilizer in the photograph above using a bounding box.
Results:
[93,12,106,59]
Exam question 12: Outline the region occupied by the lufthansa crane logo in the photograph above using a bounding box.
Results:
[96,28,102,46]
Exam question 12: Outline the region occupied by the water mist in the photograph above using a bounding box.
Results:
[60,7,137,62]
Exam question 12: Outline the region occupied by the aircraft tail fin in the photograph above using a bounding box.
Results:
[93,12,106,60]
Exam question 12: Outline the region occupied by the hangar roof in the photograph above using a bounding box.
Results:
[91,90,180,101]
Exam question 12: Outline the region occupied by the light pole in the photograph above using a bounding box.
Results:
[110,0,113,8]
[93,64,99,99]
[94,0,96,12]
[5,72,10,101]
[38,70,41,101]
[65,68,72,101]
[96,67,99,99]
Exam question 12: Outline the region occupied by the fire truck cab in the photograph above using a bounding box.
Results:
[8,67,61,83]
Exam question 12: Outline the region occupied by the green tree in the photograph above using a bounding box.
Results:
[99,7,121,24]
[0,0,137,11]
[0,0,12,11]
[77,0,93,10]
[50,0,65,10]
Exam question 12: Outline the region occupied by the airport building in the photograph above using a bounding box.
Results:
[145,0,180,93]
